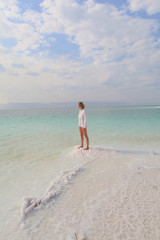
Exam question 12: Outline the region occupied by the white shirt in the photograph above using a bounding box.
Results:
[78,109,87,128]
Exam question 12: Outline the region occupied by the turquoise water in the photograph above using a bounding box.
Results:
[0,105,160,239]
[1,106,160,162]
[88,106,160,151]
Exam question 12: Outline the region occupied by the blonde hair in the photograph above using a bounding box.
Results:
[78,102,85,109]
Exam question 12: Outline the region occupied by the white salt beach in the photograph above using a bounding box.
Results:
[20,147,160,240]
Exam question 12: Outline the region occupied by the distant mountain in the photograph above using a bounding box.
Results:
[0,101,157,109]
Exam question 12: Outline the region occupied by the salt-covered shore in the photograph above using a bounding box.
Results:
[20,147,160,240]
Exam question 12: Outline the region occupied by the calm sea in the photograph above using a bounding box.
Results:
[0,105,160,239]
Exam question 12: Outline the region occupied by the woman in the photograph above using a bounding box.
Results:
[78,102,89,150]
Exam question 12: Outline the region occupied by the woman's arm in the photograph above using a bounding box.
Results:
[83,111,87,128]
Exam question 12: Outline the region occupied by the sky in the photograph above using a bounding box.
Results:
[0,0,160,105]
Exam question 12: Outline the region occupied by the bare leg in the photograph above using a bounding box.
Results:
[75,233,78,240]
[83,128,89,150]
[78,126,84,148]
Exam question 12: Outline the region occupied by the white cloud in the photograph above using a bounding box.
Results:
[0,0,20,18]
[0,0,160,104]
[0,1,44,51]
[128,0,160,15]
[34,0,158,63]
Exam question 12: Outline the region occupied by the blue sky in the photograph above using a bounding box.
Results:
[0,0,160,105]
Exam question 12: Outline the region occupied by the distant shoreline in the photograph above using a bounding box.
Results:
[0,101,160,110]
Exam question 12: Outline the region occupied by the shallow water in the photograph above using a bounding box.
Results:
[0,105,160,239]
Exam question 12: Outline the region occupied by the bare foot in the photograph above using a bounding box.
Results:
[78,145,83,149]
[84,147,89,150]
[75,232,85,240]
